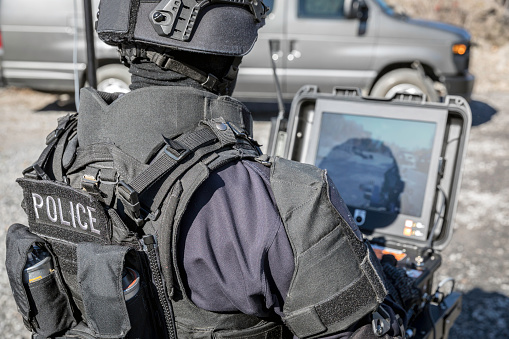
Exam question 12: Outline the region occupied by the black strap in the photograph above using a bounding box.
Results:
[128,118,241,194]
[52,124,78,181]
[117,126,228,225]
[147,144,224,217]
[122,46,241,95]
[128,127,219,194]
[23,113,77,180]
[155,181,183,300]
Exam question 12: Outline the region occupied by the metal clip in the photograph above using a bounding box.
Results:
[372,305,391,337]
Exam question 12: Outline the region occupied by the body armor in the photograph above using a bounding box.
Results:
[6,86,387,339]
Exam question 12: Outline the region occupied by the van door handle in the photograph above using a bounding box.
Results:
[269,40,283,61]
[357,0,369,36]
[287,41,301,61]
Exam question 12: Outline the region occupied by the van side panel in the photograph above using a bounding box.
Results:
[283,0,379,96]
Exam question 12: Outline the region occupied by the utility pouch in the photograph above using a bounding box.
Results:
[5,223,76,337]
[77,242,156,338]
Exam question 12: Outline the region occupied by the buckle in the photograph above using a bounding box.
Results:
[117,181,141,219]
[201,74,220,92]
[165,147,191,161]
[81,174,100,193]
[28,164,50,181]
[164,139,191,162]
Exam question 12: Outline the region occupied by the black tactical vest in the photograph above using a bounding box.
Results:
[6,86,387,339]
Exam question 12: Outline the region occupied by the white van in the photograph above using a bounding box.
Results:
[0,0,474,101]
[234,0,475,101]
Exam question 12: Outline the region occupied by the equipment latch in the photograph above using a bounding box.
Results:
[372,305,391,337]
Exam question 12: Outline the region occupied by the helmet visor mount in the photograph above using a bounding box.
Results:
[150,0,267,42]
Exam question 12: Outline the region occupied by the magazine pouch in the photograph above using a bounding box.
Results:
[77,242,132,338]
[5,223,76,337]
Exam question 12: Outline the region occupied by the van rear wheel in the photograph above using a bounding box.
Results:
[96,64,131,94]
[370,68,439,102]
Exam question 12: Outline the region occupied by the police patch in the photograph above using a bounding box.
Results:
[17,178,111,244]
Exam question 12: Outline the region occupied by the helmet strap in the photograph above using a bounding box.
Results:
[120,45,241,95]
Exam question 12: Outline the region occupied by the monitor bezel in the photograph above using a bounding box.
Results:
[304,98,448,243]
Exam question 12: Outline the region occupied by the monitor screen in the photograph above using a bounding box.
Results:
[317,113,436,218]
[306,99,448,242]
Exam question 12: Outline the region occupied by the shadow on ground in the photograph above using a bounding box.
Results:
[469,100,497,126]
[449,288,509,338]
[37,98,77,113]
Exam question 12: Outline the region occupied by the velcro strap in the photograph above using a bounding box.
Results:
[283,307,326,339]
[284,274,379,338]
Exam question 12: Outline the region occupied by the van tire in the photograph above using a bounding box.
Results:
[96,64,131,94]
[370,68,439,102]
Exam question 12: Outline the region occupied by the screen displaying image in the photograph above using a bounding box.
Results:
[316,112,437,218]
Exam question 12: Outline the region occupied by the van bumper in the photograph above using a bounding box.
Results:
[443,72,475,100]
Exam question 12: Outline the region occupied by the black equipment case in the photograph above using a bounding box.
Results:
[267,86,472,339]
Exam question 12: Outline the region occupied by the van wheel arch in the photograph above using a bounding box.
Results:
[95,64,131,93]
[370,67,439,102]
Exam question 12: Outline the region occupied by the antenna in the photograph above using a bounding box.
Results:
[72,0,80,110]
[268,40,286,156]
[84,0,97,89]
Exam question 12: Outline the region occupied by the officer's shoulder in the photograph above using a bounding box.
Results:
[269,156,325,185]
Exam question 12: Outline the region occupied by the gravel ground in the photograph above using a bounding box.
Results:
[0,85,507,338]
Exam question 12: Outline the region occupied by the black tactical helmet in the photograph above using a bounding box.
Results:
[96,0,268,57]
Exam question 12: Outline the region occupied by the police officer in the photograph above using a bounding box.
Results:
[8,0,406,338]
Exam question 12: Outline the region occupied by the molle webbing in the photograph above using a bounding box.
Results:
[269,157,387,338]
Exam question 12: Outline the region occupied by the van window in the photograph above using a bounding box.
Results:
[264,0,274,14]
[298,0,345,19]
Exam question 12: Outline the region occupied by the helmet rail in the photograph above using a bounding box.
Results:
[150,0,268,42]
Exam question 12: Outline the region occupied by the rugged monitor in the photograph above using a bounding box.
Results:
[304,98,448,243]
